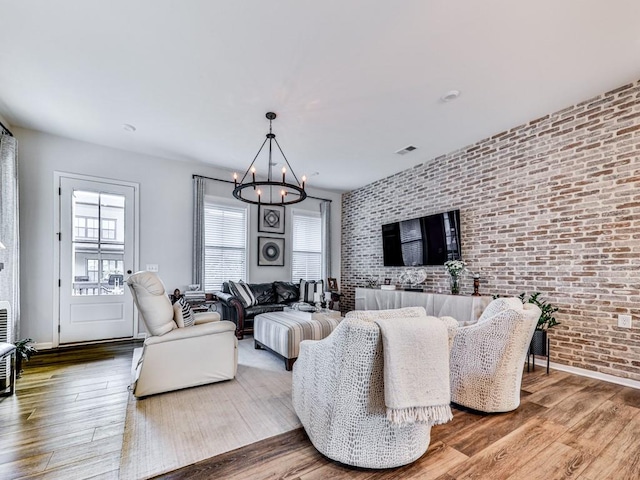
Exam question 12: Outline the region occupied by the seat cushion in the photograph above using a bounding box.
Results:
[244,304,287,318]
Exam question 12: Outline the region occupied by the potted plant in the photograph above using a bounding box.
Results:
[14,338,37,378]
[519,292,559,356]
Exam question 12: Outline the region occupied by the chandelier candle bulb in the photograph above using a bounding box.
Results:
[257,189,262,204]
[302,175,306,189]
[233,172,238,187]
[251,166,256,183]
[282,167,286,183]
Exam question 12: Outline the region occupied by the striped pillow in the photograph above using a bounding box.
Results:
[173,297,195,328]
[229,280,257,308]
[299,279,324,304]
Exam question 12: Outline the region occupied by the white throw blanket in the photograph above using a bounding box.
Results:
[374,316,453,427]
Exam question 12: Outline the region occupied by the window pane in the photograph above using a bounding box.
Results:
[292,211,322,281]
[204,202,247,291]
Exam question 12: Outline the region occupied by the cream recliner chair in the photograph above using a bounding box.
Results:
[127,271,237,398]
[449,297,541,412]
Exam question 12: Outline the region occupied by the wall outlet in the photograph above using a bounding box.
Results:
[146,264,159,272]
[618,314,632,329]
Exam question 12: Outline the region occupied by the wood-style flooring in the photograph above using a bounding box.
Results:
[0,340,140,480]
[1,340,639,479]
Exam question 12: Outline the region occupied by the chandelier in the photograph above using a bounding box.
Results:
[233,112,307,206]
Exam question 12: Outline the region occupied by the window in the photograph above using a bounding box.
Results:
[204,201,247,291]
[292,211,322,281]
[86,259,99,282]
[102,219,116,240]
[74,216,99,239]
[101,259,123,281]
[74,215,116,240]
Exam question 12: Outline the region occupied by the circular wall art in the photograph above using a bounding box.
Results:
[257,236,285,266]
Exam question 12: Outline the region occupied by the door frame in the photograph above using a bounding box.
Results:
[53,172,141,348]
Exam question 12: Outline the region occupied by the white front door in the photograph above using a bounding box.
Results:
[58,176,136,344]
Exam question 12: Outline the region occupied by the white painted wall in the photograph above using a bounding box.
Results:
[15,127,342,346]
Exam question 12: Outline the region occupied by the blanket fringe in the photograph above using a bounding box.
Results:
[387,404,453,427]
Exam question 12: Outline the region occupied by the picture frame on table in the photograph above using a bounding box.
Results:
[258,205,285,234]
[257,236,285,266]
[328,277,338,291]
[383,278,392,285]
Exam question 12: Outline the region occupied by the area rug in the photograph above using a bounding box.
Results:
[119,338,300,480]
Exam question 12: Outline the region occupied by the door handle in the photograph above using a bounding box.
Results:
[127,270,132,274]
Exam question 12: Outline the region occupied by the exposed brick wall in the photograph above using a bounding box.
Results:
[341,80,640,381]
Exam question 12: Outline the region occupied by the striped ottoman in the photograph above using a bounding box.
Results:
[254,310,342,371]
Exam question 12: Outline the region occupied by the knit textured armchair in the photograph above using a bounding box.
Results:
[449,297,541,412]
[292,307,456,469]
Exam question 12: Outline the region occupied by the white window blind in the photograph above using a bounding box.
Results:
[204,202,247,291]
[292,211,322,281]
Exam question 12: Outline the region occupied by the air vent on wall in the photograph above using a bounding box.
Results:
[395,145,417,155]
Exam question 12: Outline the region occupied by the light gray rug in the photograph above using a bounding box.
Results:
[119,338,300,479]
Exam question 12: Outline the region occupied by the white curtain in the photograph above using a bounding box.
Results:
[192,176,205,287]
[320,200,331,282]
[0,132,19,343]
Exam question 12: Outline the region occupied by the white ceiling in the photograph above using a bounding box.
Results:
[1,0,640,192]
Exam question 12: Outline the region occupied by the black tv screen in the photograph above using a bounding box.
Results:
[382,210,461,266]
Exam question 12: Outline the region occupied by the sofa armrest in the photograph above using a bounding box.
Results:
[144,320,236,346]
[215,291,246,339]
[194,312,220,324]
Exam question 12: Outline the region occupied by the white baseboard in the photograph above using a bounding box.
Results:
[34,342,54,351]
[532,357,640,390]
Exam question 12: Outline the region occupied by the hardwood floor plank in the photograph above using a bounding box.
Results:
[443,401,547,457]
[577,410,640,480]
[14,451,122,480]
[446,418,567,479]
[558,400,640,457]
[505,441,592,479]
[0,452,52,479]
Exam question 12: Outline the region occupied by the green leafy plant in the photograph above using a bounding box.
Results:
[15,338,37,361]
[518,292,559,330]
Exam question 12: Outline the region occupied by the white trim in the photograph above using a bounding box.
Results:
[531,357,640,390]
[53,172,140,347]
[34,342,54,351]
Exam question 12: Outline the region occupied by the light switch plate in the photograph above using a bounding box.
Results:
[146,264,159,272]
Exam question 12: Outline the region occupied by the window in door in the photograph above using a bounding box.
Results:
[71,191,125,296]
[291,211,322,281]
[203,201,247,292]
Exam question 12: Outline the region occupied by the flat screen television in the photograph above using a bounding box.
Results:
[381,209,461,266]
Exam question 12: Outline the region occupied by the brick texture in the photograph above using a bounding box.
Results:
[341,80,640,381]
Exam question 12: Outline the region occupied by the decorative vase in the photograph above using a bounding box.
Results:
[449,275,460,295]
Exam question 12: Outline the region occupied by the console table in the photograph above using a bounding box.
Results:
[355,288,492,324]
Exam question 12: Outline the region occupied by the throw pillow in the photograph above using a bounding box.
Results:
[299,279,324,304]
[229,280,257,308]
[173,297,195,328]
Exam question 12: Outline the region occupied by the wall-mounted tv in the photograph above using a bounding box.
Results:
[381,209,461,266]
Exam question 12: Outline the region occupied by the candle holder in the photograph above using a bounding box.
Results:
[472,276,480,296]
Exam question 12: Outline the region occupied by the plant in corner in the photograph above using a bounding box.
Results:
[519,292,559,356]
[14,338,37,378]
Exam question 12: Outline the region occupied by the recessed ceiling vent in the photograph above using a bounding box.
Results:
[395,145,417,155]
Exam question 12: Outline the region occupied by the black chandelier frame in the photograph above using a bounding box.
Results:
[232,112,307,206]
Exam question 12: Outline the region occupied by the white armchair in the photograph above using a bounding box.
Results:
[127,271,237,398]
[449,297,541,412]
[292,307,455,469]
